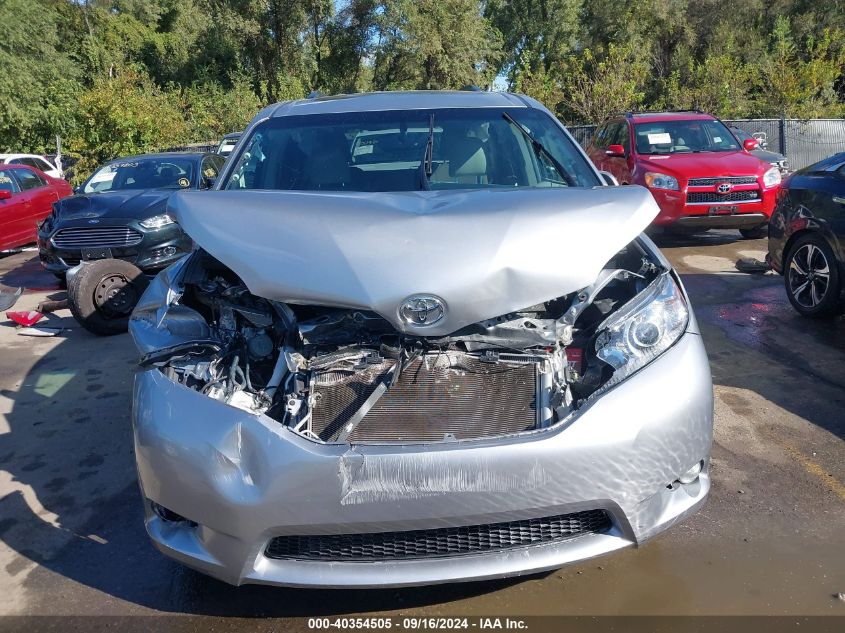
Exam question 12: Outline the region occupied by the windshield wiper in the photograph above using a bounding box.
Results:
[502,112,573,186]
[418,114,434,190]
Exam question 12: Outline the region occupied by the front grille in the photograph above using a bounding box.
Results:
[310,353,538,443]
[265,510,612,561]
[687,189,759,204]
[687,176,758,187]
[52,226,143,249]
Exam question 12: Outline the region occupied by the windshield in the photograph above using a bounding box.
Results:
[83,158,195,193]
[224,108,600,192]
[634,119,741,154]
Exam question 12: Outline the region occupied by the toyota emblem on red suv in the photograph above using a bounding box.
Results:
[716,182,733,194]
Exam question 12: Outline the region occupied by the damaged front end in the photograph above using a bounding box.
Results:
[130,240,688,445]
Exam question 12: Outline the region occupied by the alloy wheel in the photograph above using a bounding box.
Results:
[787,243,830,308]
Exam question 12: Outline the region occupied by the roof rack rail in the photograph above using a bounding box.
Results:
[620,109,705,118]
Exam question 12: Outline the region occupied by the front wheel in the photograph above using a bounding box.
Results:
[739,225,768,239]
[784,234,841,317]
[67,259,149,335]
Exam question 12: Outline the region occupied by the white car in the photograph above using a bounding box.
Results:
[0,154,64,179]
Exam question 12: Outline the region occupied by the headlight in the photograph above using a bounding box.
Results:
[644,172,679,190]
[762,166,781,188]
[594,272,689,389]
[140,214,175,229]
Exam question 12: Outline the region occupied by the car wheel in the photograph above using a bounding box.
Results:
[739,226,768,239]
[784,234,841,317]
[67,259,149,335]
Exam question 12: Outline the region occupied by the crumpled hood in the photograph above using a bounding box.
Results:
[170,187,660,336]
[55,189,173,221]
[641,151,769,177]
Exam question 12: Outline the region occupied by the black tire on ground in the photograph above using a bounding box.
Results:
[739,225,768,239]
[783,233,842,318]
[67,259,149,336]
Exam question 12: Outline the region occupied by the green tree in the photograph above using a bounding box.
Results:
[0,0,80,152]
[556,42,649,124]
[372,0,503,90]
[69,68,188,181]
[758,17,845,117]
[485,0,581,84]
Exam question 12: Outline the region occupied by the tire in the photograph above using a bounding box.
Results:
[739,225,768,239]
[67,259,149,335]
[783,234,842,318]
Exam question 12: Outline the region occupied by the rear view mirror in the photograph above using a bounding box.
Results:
[0,190,12,200]
[605,144,626,158]
[743,138,759,151]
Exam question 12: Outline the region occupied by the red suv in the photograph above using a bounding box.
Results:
[585,111,781,238]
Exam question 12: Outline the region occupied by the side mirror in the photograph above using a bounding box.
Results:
[743,138,759,151]
[0,190,12,200]
[605,144,626,158]
[598,170,619,186]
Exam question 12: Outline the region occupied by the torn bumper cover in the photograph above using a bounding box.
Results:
[133,328,712,588]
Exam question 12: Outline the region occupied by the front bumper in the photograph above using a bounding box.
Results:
[133,329,713,588]
[37,222,192,274]
[648,187,777,229]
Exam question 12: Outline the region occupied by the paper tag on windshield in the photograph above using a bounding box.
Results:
[647,133,672,144]
[713,136,722,142]
[354,144,374,155]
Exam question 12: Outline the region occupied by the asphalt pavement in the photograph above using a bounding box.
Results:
[0,232,842,622]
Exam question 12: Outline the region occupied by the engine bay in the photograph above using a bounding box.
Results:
[140,242,665,444]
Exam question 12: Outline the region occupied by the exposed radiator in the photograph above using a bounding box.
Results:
[310,353,538,443]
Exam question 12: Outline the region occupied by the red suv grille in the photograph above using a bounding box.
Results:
[687,176,758,187]
[687,190,760,204]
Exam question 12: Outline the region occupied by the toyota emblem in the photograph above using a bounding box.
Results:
[716,182,732,194]
[399,294,446,327]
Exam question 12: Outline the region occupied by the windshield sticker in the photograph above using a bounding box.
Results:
[203,168,216,178]
[0,176,12,184]
[90,172,116,183]
[113,162,140,168]
[713,136,722,142]
[178,177,190,188]
[354,144,374,156]
[647,133,672,144]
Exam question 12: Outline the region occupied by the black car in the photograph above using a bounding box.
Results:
[767,152,845,317]
[38,152,225,277]
[729,126,789,176]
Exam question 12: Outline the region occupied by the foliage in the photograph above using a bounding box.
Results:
[68,68,188,179]
[1,0,844,173]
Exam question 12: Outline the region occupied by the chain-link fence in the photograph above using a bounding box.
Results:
[566,118,845,171]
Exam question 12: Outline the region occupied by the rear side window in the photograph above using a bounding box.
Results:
[0,169,22,194]
[14,168,46,191]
